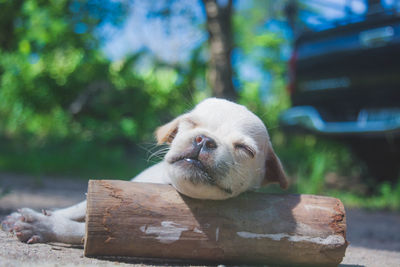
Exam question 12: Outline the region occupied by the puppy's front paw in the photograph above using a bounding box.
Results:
[1,212,22,232]
[5,208,54,244]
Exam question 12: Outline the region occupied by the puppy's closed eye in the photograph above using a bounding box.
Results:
[179,118,198,131]
[182,118,198,128]
[234,143,255,158]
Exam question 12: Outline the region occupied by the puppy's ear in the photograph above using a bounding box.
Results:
[155,117,181,145]
[263,144,288,189]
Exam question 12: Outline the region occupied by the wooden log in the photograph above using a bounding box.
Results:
[84,180,347,266]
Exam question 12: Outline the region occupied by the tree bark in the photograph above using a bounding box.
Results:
[202,0,237,101]
[84,180,347,266]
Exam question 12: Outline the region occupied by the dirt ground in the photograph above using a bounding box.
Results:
[1,172,400,267]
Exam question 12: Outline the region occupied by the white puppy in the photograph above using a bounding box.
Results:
[1,98,287,244]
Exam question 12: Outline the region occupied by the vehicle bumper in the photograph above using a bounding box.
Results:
[279,106,400,136]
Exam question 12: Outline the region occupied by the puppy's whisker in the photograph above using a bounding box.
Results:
[139,142,167,152]
[144,143,169,161]
[147,148,170,162]
[137,143,162,156]
[149,151,169,160]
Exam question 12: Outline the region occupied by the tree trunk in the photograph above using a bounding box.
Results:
[84,180,347,266]
[202,0,237,101]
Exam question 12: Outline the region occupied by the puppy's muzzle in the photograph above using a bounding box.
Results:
[168,134,233,194]
[169,134,218,175]
[176,135,217,165]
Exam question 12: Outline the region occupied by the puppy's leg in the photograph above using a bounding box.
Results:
[2,208,84,244]
[51,201,87,222]
[1,160,170,245]
[2,201,87,244]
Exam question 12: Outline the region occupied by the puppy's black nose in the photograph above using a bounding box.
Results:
[194,135,217,150]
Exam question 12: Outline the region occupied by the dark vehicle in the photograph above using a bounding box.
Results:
[280,4,400,181]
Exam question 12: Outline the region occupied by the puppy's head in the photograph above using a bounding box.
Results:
[157,98,287,200]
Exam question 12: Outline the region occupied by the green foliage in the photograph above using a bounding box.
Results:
[0,138,141,179]
[233,2,290,129]
[331,181,400,211]
[1,0,115,140]
[0,0,196,146]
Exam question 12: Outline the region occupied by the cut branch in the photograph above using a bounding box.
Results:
[84,180,347,266]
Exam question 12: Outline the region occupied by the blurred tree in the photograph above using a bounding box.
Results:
[140,0,236,100]
[284,0,298,33]
[0,0,195,146]
[202,0,236,100]
[0,0,122,140]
